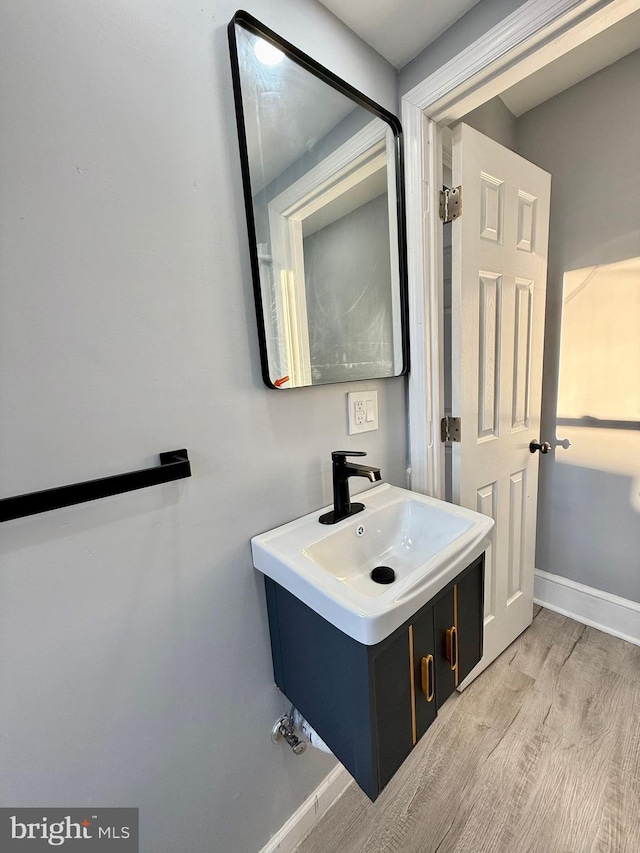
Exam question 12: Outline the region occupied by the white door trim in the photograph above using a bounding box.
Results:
[402,0,639,498]
[404,108,445,497]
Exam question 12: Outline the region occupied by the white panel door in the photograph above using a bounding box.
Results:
[451,124,551,688]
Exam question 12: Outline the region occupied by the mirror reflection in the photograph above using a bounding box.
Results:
[229,12,407,388]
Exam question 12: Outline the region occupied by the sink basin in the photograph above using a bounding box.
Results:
[251,483,494,645]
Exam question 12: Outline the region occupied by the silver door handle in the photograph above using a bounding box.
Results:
[529,440,551,454]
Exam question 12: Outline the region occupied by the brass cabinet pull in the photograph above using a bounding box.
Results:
[445,626,458,671]
[421,654,434,702]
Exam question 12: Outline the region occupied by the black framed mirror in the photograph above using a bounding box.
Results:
[228,11,408,389]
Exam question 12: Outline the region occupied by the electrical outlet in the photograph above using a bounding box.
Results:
[347,391,378,434]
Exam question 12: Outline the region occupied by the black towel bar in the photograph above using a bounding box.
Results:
[0,449,191,523]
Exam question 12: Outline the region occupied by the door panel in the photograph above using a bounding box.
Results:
[512,279,533,430]
[476,481,497,621]
[478,272,501,439]
[451,124,551,688]
[508,468,527,599]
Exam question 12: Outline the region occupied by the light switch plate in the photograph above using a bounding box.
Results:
[347,391,378,434]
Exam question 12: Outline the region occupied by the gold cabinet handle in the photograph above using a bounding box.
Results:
[445,626,458,671]
[421,654,434,702]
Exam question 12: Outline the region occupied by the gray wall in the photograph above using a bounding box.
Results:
[0,2,405,852]
[456,96,517,151]
[304,193,394,382]
[517,50,640,602]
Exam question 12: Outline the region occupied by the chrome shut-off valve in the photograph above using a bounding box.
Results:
[271,713,306,755]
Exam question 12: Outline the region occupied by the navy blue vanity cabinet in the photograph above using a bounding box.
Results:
[264,577,412,800]
[264,554,484,801]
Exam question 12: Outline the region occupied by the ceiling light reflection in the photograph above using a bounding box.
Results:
[254,38,285,66]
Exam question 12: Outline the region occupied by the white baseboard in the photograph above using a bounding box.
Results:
[259,765,351,853]
[534,569,640,647]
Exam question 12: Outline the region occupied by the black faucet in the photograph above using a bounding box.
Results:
[319,451,382,525]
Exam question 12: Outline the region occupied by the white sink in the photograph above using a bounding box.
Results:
[251,483,494,645]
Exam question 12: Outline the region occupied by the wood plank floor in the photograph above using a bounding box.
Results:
[295,608,640,853]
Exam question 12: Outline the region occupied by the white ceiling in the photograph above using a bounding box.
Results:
[317,0,483,68]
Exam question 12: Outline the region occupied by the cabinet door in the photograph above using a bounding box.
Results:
[371,629,414,792]
[434,587,457,708]
[457,557,484,683]
[411,605,437,740]
[434,557,485,706]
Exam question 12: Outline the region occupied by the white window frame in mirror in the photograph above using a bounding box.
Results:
[266,119,401,387]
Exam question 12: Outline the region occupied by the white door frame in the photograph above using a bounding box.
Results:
[402,0,640,498]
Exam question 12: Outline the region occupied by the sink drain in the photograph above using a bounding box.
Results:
[370,566,395,584]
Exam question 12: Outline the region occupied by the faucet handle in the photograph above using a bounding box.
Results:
[331,450,367,463]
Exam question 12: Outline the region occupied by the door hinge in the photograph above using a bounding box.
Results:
[439,186,462,223]
[441,416,461,443]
